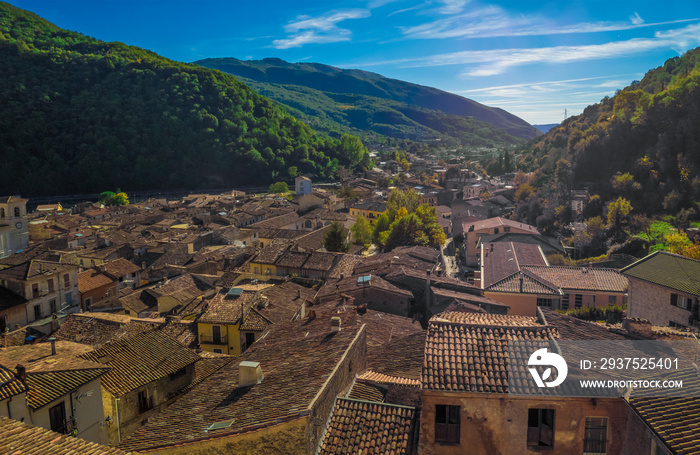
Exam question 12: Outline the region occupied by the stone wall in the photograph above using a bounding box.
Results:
[627,277,694,327]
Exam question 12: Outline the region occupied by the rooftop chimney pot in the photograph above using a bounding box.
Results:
[331,316,342,332]
[238,361,264,387]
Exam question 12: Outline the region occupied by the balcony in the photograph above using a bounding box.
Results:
[200,334,227,345]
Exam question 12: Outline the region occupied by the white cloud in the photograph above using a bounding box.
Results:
[369,23,700,76]
[272,9,370,49]
[400,4,697,40]
[631,12,644,25]
[437,0,470,15]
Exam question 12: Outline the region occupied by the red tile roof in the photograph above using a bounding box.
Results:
[422,313,556,392]
[628,397,700,454]
[119,325,365,452]
[318,398,417,455]
[0,364,27,400]
[78,269,115,293]
[523,265,628,292]
[0,416,131,455]
[79,331,200,396]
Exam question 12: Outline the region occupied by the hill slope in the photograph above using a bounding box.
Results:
[0,2,370,196]
[194,57,540,145]
[519,47,700,215]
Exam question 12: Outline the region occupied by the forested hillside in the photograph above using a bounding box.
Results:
[0,3,371,196]
[518,47,700,216]
[195,57,540,145]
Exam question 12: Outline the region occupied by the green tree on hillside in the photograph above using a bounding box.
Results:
[350,216,372,246]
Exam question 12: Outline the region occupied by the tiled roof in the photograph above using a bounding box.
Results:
[252,238,294,264]
[0,342,96,373]
[358,370,420,387]
[0,364,27,400]
[0,416,131,455]
[523,265,628,292]
[0,260,75,282]
[119,325,364,451]
[328,254,364,279]
[430,286,509,309]
[256,282,315,323]
[293,225,334,252]
[484,270,561,295]
[318,398,416,455]
[481,242,547,287]
[103,258,141,278]
[348,381,386,402]
[26,368,109,409]
[302,301,423,347]
[628,397,700,454]
[470,216,539,234]
[148,274,214,304]
[422,314,556,392]
[352,201,387,212]
[366,332,425,381]
[239,308,273,332]
[78,269,115,293]
[198,291,250,325]
[255,228,306,240]
[303,252,338,271]
[621,251,700,296]
[539,309,632,341]
[275,250,310,268]
[248,211,299,230]
[316,274,413,301]
[79,331,200,396]
[119,289,157,315]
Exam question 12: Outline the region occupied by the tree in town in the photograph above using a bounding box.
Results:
[350,216,372,246]
[323,221,349,252]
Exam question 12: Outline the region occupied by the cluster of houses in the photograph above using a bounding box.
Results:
[0,173,699,454]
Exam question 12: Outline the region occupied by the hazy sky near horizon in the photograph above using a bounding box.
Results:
[10,0,700,125]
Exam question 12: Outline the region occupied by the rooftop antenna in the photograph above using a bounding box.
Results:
[564,109,568,120]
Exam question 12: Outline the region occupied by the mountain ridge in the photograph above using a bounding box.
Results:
[194,57,540,144]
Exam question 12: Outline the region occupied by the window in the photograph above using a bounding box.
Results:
[435,404,460,444]
[49,402,66,433]
[244,332,256,352]
[575,294,583,309]
[213,348,223,354]
[212,325,222,344]
[65,293,72,305]
[583,417,607,455]
[608,296,617,305]
[0,208,4,218]
[670,294,692,310]
[137,390,152,413]
[505,226,511,233]
[63,274,70,288]
[14,207,20,217]
[84,297,92,309]
[32,283,39,298]
[33,305,41,320]
[527,408,555,449]
[561,294,570,310]
[49,299,57,314]
[0,315,6,333]
[537,298,553,308]
[47,278,54,293]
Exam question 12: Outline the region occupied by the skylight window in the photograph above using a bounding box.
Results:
[204,419,235,432]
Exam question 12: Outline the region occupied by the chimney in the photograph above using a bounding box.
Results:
[49,337,56,355]
[331,316,342,332]
[15,364,26,385]
[297,289,301,299]
[300,300,306,319]
[238,361,264,387]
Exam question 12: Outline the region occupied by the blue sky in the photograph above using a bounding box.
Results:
[9,0,700,124]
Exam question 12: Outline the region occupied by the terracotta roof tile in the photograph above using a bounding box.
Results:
[318,398,417,455]
[0,416,131,454]
[422,314,556,392]
[628,397,700,454]
[103,258,141,278]
[79,331,200,396]
[26,368,109,409]
[0,364,27,400]
[239,308,273,332]
[484,270,561,295]
[78,269,115,293]
[523,265,628,292]
[119,324,365,452]
[347,381,387,402]
[256,282,315,323]
[358,370,420,387]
